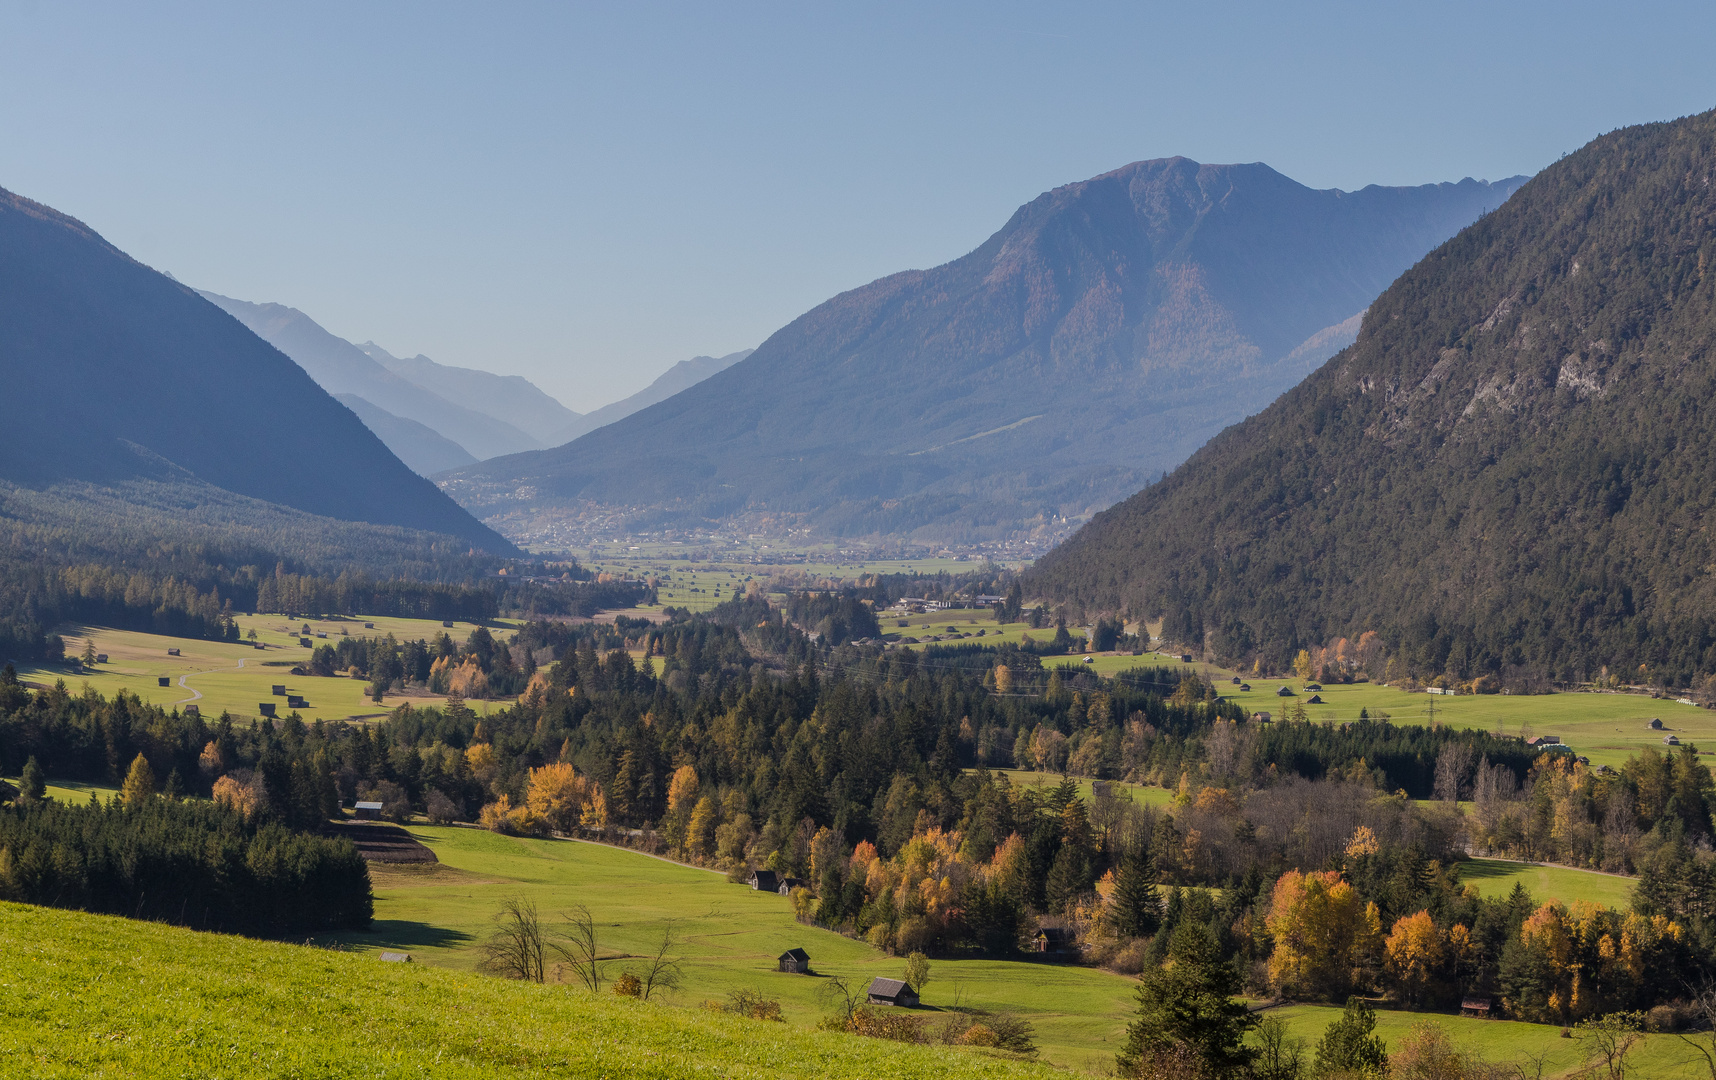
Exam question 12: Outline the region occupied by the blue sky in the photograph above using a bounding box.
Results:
[2,1,1713,411]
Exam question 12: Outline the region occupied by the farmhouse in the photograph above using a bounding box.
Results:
[1524,736,1561,747]
[1034,927,1075,953]
[866,977,919,1007]
[748,869,780,892]
[777,948,810,974]
[777,876,809,895]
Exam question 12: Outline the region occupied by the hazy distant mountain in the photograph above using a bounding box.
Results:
[357,341,583,447]
[0,187,513,553]
[1029,111,1716,683]
[449,159,1526,543]
[335,394,478,476]
[199,292,541,460]
[550,349,754,445]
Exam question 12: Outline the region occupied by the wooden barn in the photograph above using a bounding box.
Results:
[748,869,779,892]
[777,948,810,974]
[866,977,918,1008]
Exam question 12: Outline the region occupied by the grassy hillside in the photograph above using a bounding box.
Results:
[1029,108,1716,687]
[0,902,1050,1079]
[16,618,514,724]
[334,827,1139,1073]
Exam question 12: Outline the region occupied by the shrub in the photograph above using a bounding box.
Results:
[846,1005,925,1043]
[612,973,642,998]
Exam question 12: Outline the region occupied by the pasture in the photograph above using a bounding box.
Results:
[0,902,1051,1080]
[1455,856,1638,910]
[336,826,1139,1072]
[14,617,512,725]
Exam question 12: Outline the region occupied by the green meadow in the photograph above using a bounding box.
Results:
[14,617,511,725]
[1455,857,1638,910]
[334,826,1138,1073]
[0,902,1051,1080]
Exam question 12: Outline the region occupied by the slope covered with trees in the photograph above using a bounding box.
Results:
[448,161,1523,543]
[0,187,511,553]
[1030,110,1716,687]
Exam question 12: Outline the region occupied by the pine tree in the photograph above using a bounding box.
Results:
[1108,854,1162,938]
[1117,921,1254,1078]
[80,639,97,666]
[1311,997,1388,1077]
[18,756,45,804]
[120,753,158,807]
[163,768,185,800]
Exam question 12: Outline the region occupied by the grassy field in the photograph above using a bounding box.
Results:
[13,618,513,725]
[970,769,1177,808]
[1456,857,1638,910]
[332,827,1138,1073]
[1268,1001,1700,1078]
[0,902,1051,1079]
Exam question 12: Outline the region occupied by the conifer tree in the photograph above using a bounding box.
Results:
[1311,997,1388,1077]
[1108,853,1162,938]
[121,753,157,807]
[1117,921,1254,1078]
[18,756,45,804]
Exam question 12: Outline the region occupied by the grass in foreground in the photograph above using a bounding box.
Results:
[0,902,1049,1079]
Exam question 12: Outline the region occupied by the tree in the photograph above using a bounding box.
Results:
[1108,853,1162,938]
[634,921,684,1001]
[904,951,930,994]
[1294,650,1314,682]
[1252,1014,1306,1080]
[18,756,45,805]
[1116,922,1255,1078]
[1267,870,1380,1001]
[554,903,605,991]
[1311,997,1387,1078]
[120,753,157,807]
[80,639,96,666]
[1574,1011,1644,1080]
[478,897,547,983]
[686,795,719,858]
[1382,910,1446,1007]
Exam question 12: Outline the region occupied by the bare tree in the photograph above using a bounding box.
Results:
[819,975,865,1023]
[1574,1011,1644,1080]
[477,897,547,983]
[1681,981,1716,1080]
[1433,741,1476,803]
[635,920,684,1001]
[551,903,605,991]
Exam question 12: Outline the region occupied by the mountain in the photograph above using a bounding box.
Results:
[335,394,478,476]
[547,349,753,445]
[447,159,1526,545]
[357,341,583,447]
[1027,111,1716,686]
[0,186,514,553]
[198,292,541,460]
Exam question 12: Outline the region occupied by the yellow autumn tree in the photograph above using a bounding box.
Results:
[580,781,609,829]
[211,774,259,817]
[665,765,700,852]
[1293,649,1314,681]
[1266,870,1377,1000]
[686,795,720,859]
[525,762,589,834]
[120,753,157,808]
[1383,910,1446,1006]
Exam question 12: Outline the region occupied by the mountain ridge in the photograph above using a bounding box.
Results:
[0,185,513,553]
[446,158,1527,546]
[1026,110,1716,685]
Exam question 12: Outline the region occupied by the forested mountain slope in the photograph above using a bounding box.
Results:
[1029,110,1716,686]
[448,160,1524,543]
[0,186,512,553]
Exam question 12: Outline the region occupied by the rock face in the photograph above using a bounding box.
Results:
[0,186,513,553]
[1028,110,1716,684]
[449,158,1524,545]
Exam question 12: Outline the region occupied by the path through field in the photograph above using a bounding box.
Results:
[175,657,245,707]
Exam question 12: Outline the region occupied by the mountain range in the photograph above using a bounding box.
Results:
[1028,110,1716,685]
[0,186,513,553]
[445,158,1526,545]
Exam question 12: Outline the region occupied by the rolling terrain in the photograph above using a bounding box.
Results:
[0,187,510,553]
[448,160,1525,546]
[1028,108,1716,686]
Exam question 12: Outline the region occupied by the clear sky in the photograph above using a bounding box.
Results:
[2,1,1713,412]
